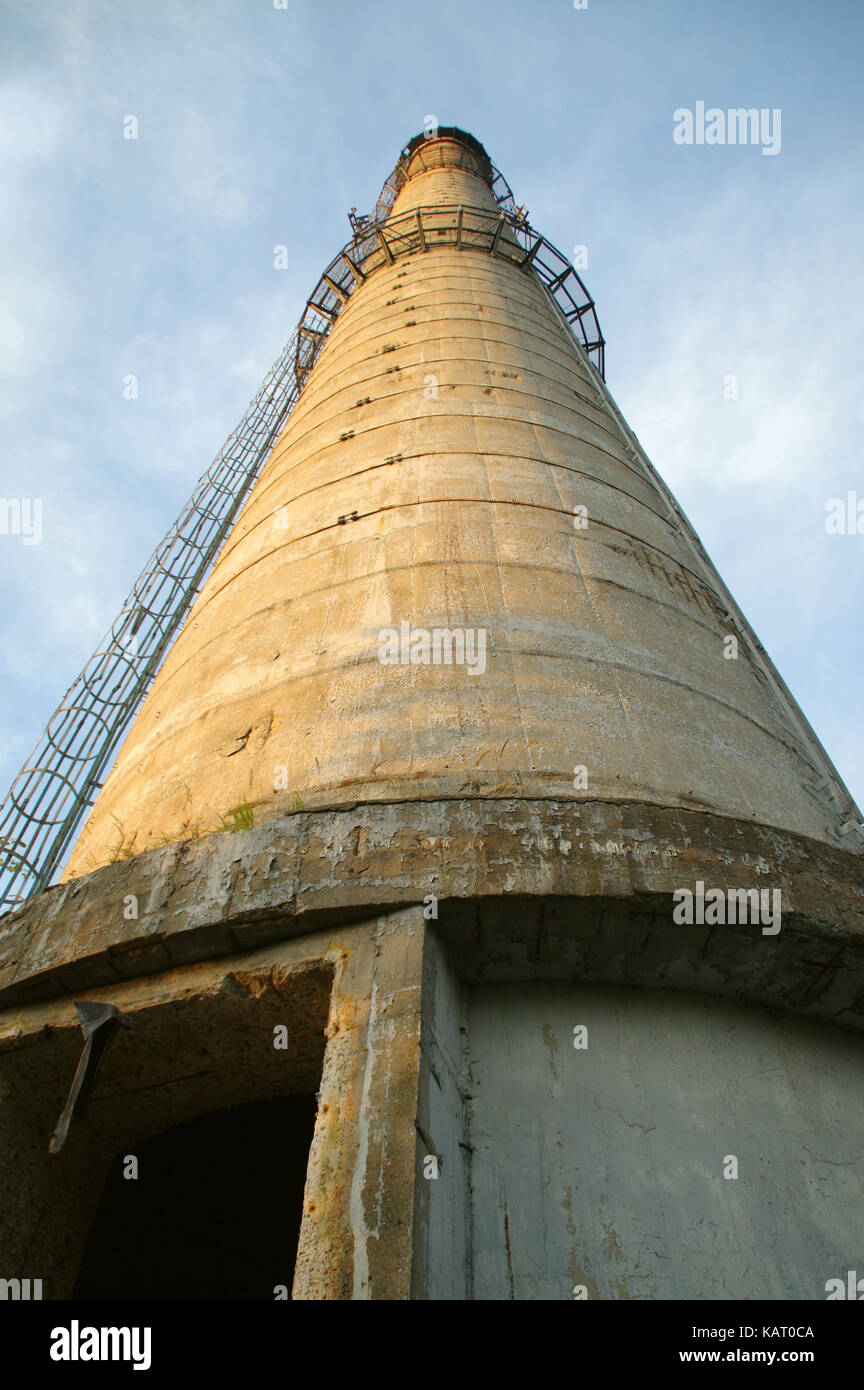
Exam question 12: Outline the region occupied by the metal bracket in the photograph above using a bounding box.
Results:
[49,1002,133,1155]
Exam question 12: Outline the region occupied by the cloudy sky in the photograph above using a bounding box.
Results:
[1,0,862,849]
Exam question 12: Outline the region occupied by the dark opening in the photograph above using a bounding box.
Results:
[72,1094,317,1300]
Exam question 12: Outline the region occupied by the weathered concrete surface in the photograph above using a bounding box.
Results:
[411,921,471,1299]
[6,909,864,1302]
[293,905,426,1300]
[0,945,330,1298]
[3,799,863,1026]
[63,134,850,877]
[467,981,864,1300]
[0,907,427,1300]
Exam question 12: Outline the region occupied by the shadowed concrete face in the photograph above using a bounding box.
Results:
[63,133,850,877]
[425,975,864,1300]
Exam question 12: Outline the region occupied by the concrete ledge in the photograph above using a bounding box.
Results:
[1,797,862,1017]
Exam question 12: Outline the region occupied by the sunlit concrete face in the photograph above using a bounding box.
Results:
[65,136,834,877]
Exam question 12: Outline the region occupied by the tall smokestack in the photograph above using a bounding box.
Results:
[63,130,854,874]
[1,130,862,1305]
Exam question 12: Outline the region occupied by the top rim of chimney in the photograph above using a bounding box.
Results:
[400,127,495,188]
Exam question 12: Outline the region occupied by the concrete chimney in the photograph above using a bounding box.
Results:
[1,129,862,1303]
[63,131,851,875]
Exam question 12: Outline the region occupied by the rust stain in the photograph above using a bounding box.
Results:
[601,1224,625,1265]
[542,1023,559,1081]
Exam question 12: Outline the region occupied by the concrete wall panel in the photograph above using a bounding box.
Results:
[467,980,864,1300]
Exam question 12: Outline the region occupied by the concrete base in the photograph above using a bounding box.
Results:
[1,798,863,1299]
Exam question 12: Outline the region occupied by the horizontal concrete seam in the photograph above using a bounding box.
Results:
[243,394,635,538]
[269,358,615,480]
[273,300,600,430]
[265,350,607,458]
[289,270,595,386]
[292,318,596,419]
[302,288,584,375]
[214,451,685,575]
[310,260,564,329]
[105,557,740,739]
[187,497,720,629]
[303,288,570,378]
[95,629,811,791]
[231,416,662,561]
[313,281,560,347]
[255,380,627,485]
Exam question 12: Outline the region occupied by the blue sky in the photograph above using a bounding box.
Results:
[1,0,862,827]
